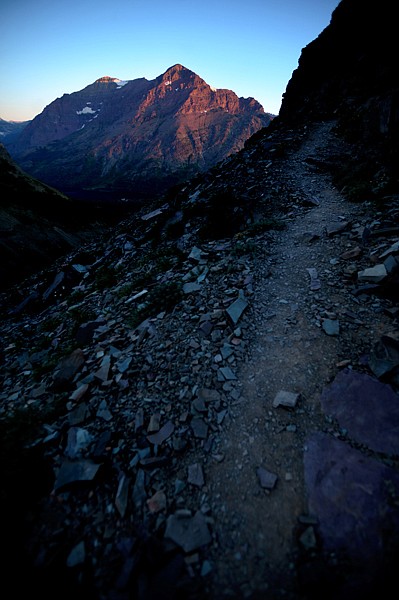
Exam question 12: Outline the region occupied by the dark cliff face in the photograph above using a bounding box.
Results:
[275,0,399,197]
[9,64,273,202]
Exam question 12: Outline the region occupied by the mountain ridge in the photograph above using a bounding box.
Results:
[8,64,273,202]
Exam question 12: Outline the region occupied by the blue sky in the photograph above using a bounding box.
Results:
[0,0,340,122]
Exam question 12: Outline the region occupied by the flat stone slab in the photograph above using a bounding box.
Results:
[53,459,101,491]
[320,368,399,455]
[147,420,174,445]
[358,264,387,283]
[164,510,211,553]
[182,282,202,294]
[304,432,399,562]
[226,296,248,325]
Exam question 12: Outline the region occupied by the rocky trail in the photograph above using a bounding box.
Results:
[205,122,399,598]
[1,121,399,599]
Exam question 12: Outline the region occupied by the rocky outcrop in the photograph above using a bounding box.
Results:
[275,0,399,199]
[8,64,273,202]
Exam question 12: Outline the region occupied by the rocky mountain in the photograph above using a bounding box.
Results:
[277,0,398,200]
[7,64,273,202]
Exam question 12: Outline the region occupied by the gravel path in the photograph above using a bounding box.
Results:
[205,121,394,598]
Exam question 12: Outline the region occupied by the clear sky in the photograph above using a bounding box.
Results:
[0,0,341,122]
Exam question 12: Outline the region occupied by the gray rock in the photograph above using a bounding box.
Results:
[226,296,248,325]
[147,420,175,445]
[199,321,213,336]
[66,541,86,567]
[115,473,130,517]
[53,459,101,491]
[141,207,165,220]
[220,344,234,360]
[188,463,205,487]
[76,320,106,345]
[69,383,89,402]
[53,348,85,389]
[65,427,93,458]
[94,354,111,382]
[191,417,209,439]
[383,254,399,274]
[273,390,300,408]
[326,221,349,236]
[146,490,167,513]
[132,469,147,509]
[43,271,65,300]
[164,510,212,552]
[306,267,321,291]
[322,318,340,336]
[189,246,207,262]
[183,282,202,294]
[368,338,399,378]
[257,467,278,490]
[358,264,387,283]
[379,240,399,259]
[116,356,132,373]
[219,366,237,381]
[68,402,90,425]
[72,263,89,273]
[97,399,112,421]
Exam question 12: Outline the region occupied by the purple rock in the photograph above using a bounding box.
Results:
[304,432,399,562]
[320,369,399,454]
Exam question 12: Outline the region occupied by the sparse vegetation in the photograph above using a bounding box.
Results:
[246,217,286,234]
[94,265,118,290]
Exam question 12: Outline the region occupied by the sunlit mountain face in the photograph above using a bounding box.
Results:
[7,64,274,203]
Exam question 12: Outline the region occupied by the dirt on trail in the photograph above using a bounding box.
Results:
[204,121,397,599]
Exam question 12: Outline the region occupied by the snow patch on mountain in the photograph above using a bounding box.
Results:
[76,106,97,115]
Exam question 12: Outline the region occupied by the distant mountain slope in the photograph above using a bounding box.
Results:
[0,144,110,290]
[0,118,30,144]
[8,64,273,202]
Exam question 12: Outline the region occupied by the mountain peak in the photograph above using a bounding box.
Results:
[95,76,121,84]
[161,64,195,82]
[10,65,272,201]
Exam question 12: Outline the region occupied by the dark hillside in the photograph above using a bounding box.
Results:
[276,0,399,200]
[0,144,117,290]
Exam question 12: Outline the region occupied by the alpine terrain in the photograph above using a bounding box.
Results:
[6,64,273,202]
[1,1,399,599]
